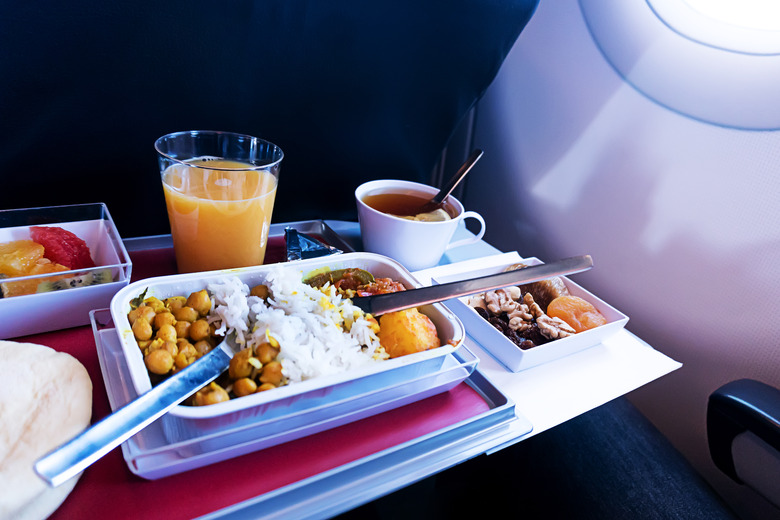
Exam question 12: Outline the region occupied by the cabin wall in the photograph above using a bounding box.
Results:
[463,1,780,518]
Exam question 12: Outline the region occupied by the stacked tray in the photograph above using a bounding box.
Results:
[92,309,481,479]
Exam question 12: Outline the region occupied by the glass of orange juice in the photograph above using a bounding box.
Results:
[154,131,283,273]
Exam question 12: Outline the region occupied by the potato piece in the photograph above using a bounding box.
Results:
[378,308,440,358]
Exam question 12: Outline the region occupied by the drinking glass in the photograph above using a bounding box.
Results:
[155,131,283,273]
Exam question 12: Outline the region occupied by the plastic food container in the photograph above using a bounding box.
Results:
[434,256,628,372]
[92,307,483,478]
[109,252,466,441]
[0,203,132,338]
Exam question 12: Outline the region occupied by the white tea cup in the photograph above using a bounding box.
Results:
[355,179,486,271]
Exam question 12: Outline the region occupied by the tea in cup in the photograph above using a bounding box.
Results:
[355,179,486,271]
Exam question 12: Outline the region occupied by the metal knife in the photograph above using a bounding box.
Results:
[351,255,593,315]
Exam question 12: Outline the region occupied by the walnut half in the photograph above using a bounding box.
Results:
[536,314,576,340]
[468,283,578,350]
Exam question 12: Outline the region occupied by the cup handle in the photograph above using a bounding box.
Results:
[445,211,486,251]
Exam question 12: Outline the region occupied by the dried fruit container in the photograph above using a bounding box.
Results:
[109,252,467,442]
[0,203,132,338]
[434,255,629,372]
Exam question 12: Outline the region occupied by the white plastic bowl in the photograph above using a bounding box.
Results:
[0,203,132,338]
[434,257,628,372]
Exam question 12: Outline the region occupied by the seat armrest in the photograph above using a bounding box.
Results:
[707,379,780,483]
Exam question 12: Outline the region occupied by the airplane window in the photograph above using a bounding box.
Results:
[579,0,780,129]
[649,0,780,53]
[683,0,780,32]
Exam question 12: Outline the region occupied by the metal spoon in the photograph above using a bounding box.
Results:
[417,149,483,215]
[35,333,241,487]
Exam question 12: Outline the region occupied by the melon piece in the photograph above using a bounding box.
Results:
[30,226,95,270]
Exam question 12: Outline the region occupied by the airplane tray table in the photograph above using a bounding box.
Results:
[24,220,529,520]
[17,220,682,520]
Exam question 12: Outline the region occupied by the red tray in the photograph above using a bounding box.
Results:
[19,228,515,519]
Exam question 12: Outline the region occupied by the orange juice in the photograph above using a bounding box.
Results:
[162,158,278,273]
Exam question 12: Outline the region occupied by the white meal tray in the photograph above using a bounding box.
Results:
[109,252,465,443]
[91,309,480,479]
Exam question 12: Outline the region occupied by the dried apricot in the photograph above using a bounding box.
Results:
[547,295,607,333]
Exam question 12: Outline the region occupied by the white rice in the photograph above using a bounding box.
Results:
[206,267,384,385]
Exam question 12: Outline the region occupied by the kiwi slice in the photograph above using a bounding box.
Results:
[36,269,113,293]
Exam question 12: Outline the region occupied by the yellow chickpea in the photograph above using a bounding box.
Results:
[161,340,178,357]
[174,320,191,338]
[186,290,212,316]
[153,311,176,330]
[164,296,187,312]
[229,347,256,380]
[145,338,177,356]
[127,307,143,325]
[145,349,173,375]
[254,342,280,365]
[129,287,246,404]
[194,339,214,356]
[132,316,153,341]
[194,382,229,406]
[257,382,276,392]
[143,337,164,356]
[232,378,258,397]
[259,361,283,386]
[155,323,178,343]
[173,306,199,323]
[176,337,194,350]
[143,296,165,313]
[189,319,211,342]
[174,342,198,370]
[249,284,269,300]
[129,305,156,326]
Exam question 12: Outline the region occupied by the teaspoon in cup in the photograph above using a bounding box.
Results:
[421,148,484,213]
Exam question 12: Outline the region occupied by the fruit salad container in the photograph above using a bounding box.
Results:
[433,256,628,372]
[0,203,132,338]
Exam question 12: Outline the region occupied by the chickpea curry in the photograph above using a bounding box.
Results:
[127,285,285,406]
